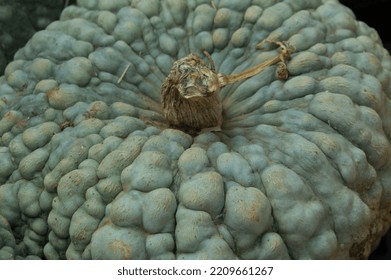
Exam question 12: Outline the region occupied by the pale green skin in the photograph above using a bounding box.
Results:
[1,0,391,260]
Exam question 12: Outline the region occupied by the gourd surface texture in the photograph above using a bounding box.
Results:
[0,0,391,260]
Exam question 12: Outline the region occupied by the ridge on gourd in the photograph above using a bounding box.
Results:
[0,0,391,260]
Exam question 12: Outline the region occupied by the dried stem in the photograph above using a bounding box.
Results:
[218,40,294,86]
[117,63,131,84]
[210,0,217,10]
[160,38,294,132]
[203,50,216,71]
[218,55,281,85]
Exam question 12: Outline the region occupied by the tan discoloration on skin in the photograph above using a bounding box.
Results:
[45,87,60,104]
[161,39,294,133]
[108,239,132,259]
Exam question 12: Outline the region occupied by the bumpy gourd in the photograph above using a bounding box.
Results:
[0,0,391,260]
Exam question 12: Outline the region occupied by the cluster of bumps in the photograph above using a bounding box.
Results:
[0,0,391,259]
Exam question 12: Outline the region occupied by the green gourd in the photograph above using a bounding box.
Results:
[0,0,390,260]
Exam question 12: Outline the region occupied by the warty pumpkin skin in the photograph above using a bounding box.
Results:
[0,0,390,260]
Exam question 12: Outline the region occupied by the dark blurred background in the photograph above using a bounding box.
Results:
[0,0,78,74]
[341,0,390,52]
